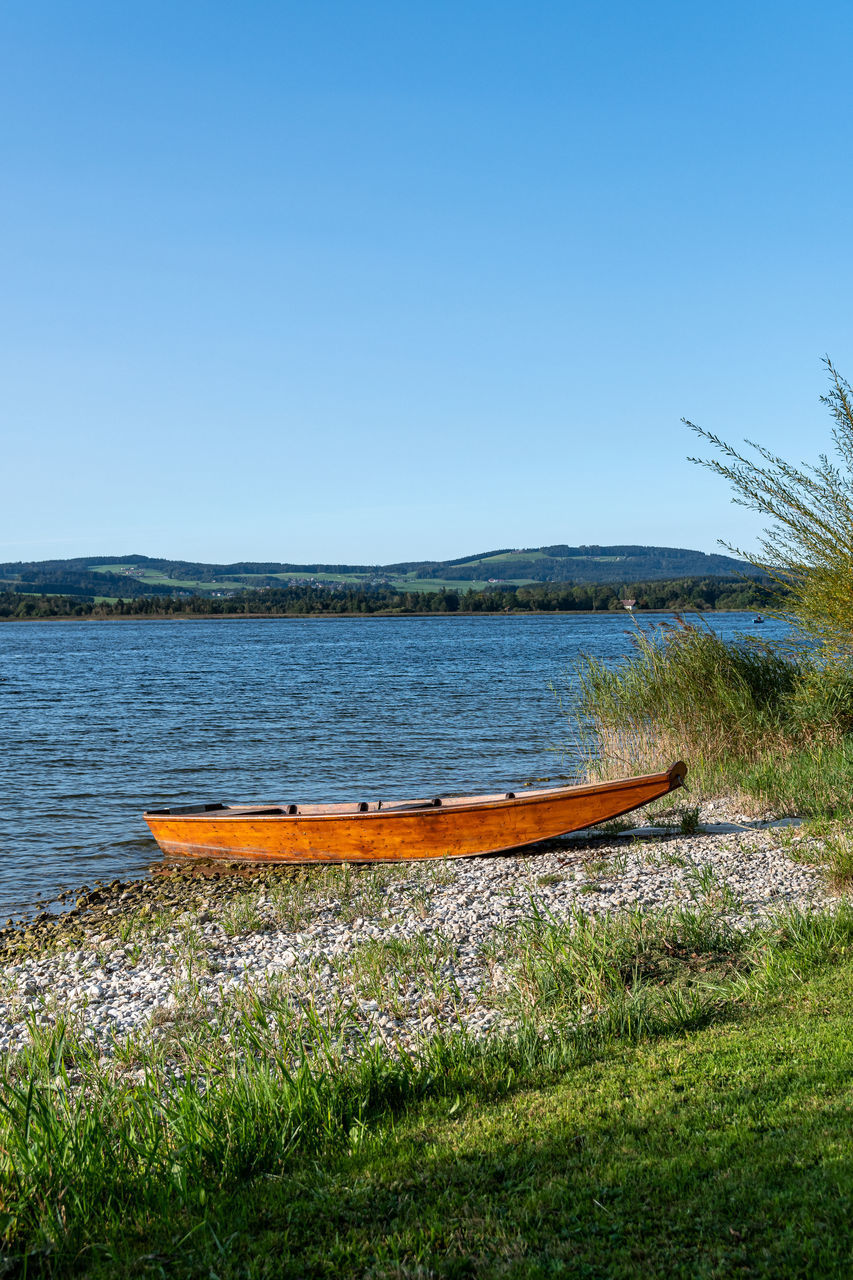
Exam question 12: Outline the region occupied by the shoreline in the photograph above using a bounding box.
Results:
[1,606,767,622]
[0,796,835,1064]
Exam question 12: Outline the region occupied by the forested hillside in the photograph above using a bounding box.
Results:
[0,544,759,601]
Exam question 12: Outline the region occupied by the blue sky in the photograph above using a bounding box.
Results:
[2,1,852,564]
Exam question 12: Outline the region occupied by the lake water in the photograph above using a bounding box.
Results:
[0,613,787,920]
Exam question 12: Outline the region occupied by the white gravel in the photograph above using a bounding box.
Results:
[0,808,837,1063]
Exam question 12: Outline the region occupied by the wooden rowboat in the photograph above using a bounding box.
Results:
[144,761,686,864]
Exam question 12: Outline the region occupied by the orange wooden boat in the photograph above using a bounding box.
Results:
[144,761,686,864]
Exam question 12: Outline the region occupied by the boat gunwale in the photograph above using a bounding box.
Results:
[144,763,686,823]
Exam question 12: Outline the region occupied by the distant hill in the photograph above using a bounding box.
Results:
[0,545,759,600]
[384,545,759,584]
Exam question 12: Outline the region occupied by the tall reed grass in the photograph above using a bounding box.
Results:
[573,619,853,814]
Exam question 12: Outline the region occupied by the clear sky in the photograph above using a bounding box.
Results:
[3,1,852,565]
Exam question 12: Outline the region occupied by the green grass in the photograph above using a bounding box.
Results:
[572,619,853,817]
[5,906,853,1275]
[390,576,539,592]
[447,550,549,568]
[267,571,376,584]
[452,550,624,567]
[778,816,853,890]
[268,572,537,593]
[215,963,853,1279]
[446,549,622,569]
[87,563,145,574]
[91,565,250,592]
[86,563,540,596]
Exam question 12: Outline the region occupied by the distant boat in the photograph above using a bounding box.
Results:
[144,762,687,864]
[753,615,764,623]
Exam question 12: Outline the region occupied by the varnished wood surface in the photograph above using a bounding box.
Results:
[144,762,687,863]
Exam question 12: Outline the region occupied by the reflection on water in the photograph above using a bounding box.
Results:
[0,613,787,919]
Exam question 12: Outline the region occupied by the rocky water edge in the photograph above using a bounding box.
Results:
[0,801,838,1075]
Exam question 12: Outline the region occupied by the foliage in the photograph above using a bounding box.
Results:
[687,357,853,654]
[0,576,772,620]
[574,619,853,812]
[0,544,760,597]
[5,906,853,1274]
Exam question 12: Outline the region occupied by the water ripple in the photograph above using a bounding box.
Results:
[0,613,784,919]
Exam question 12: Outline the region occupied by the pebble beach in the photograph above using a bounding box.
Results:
[0,798,837,1073]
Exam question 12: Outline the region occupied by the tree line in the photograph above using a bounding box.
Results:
[0,576,771,620]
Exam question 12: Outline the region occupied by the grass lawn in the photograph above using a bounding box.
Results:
[154,964,853,1278]
[7,926,853,1278]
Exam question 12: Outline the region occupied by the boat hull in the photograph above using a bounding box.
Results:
[144,762,687,863]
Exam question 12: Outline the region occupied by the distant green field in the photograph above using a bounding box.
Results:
[91,564,146,575]
[89,565,249,592]
[93,565,386,592]
[85,563,536,595]
[3,546,757,605]
[265,571,374,585]
[453,549,548,568]
[263,573,539,594]
[452,551,625,570]
[390,577,537,592]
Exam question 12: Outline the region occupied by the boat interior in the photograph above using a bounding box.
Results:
[145,787,545,818]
